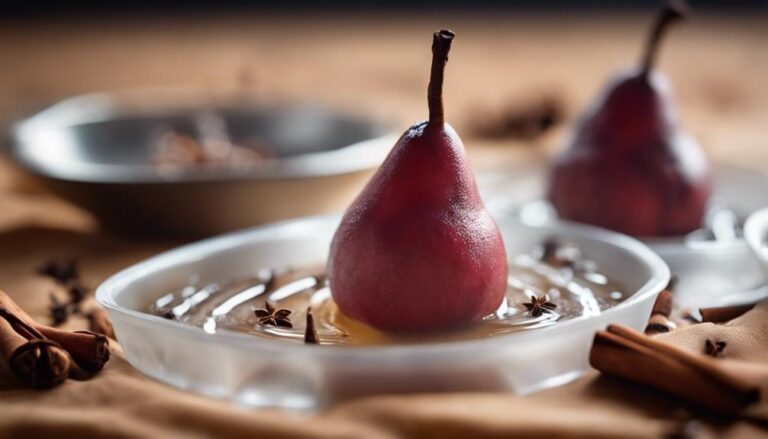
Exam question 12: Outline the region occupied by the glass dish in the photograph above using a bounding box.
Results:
[96,215,668,410]
[483,164,768,308]
[745,207,768,276]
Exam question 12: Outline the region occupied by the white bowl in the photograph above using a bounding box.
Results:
[745,207,768,276]
[96,215,668,410]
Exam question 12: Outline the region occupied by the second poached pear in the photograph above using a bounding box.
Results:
[547,2,711,237]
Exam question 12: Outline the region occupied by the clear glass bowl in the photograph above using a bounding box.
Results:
[745,207,768,275]
[96,215,668,410]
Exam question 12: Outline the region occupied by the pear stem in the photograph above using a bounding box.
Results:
[640,1,686,76]
[428,29,455,124]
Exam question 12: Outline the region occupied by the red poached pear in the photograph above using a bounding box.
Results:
[327,30,508,334]
[547,1,711,237]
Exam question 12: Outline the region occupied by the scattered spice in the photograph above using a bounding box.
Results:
[67,283,89,310]
[471,94,564,141]
[36,258,94,326]
[37,259,79,285]
[522,294,557,317]
[255,302,293,328]
[704,338,726,358]
[540,239,579,268]
[304,308,319,344]
[48,294,69,327]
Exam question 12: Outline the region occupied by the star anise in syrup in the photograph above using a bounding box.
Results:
[522,293,557,317]
[704,338,726,358]
[255,302,293,328]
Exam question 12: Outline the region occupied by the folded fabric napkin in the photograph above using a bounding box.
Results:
[590,301,768,423]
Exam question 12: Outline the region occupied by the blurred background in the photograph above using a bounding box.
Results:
[0,0,766,236]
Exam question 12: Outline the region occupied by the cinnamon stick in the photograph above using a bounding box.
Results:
[590,324,760,415]
[651,289,673,317]
[699,304,755,323]
[86,307,116,340]
[37,328,109,373]
[0,290,109,373]
[0,312,70,388]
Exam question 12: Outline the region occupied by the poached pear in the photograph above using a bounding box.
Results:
[327,30,508,334]
[548,1,711,237]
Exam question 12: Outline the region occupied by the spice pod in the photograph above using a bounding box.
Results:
[96,214,668,410]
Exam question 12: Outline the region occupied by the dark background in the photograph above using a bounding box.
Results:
[4,0,767,18]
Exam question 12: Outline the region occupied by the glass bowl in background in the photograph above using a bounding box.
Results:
[483,164,768,308]
[745,207,768,277]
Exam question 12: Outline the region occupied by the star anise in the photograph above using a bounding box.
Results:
[255,302,292,328]
[704,338,726,358]
[522,294,557,317]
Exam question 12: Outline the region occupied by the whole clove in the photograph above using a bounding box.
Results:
[48,293,70,327]
[37,259,79,285]
[37,258,92,326]
[67,283,89,309]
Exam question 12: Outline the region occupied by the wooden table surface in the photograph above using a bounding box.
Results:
[1,11,766,174]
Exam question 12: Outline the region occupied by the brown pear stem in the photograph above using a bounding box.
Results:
[427,29,455,124]
[640,1,686,76]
